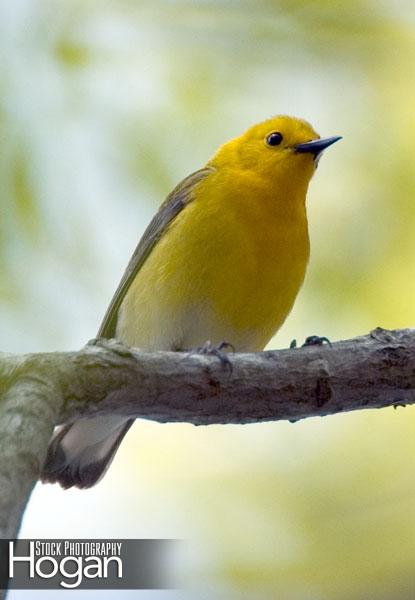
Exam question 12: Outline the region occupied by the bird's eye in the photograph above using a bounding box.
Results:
[266,132,283,146]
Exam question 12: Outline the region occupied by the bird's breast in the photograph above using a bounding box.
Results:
[117,171,310,351]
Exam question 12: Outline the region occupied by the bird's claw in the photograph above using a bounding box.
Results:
[191,340,234,373]
[303,335,332,347]
[290,335,332,349]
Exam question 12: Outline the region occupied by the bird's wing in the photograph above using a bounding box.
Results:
[98,167,214,338]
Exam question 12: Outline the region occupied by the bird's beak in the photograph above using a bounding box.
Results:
[295,136,342,156]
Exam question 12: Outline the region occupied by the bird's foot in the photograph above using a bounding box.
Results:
[290,335,332,349]
[191,340,234,373]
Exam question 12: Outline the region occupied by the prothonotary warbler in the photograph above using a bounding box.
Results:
[41,115,341,488]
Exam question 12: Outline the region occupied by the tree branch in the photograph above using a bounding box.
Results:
[0,327,414,541]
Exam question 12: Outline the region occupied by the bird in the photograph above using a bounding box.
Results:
[41,115,341,489]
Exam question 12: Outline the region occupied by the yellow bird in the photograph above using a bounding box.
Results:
[41,115,341,488]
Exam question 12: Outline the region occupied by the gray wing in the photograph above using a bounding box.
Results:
[98,167,214,338]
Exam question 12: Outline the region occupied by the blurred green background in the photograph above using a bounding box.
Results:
[2,1,414,599]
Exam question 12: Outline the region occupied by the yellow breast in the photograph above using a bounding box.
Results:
[117,167,310,352]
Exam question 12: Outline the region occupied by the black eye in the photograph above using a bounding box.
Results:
[266,132,283,146]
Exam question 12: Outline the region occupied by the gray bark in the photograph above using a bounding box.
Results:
[0,327,414,544]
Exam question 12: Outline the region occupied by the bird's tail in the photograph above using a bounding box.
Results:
[41,416,134,489]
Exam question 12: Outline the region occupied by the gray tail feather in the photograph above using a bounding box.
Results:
[41,418,134,489]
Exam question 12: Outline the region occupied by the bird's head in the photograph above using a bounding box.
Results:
[210,115,341,193]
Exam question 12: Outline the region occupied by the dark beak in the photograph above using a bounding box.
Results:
[295,136,342,156]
